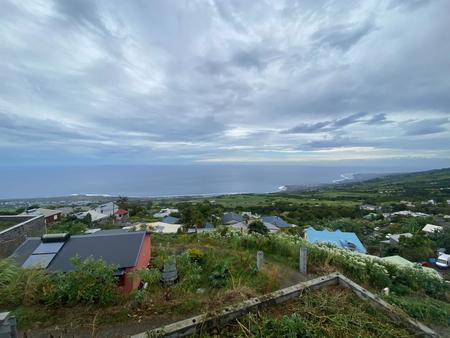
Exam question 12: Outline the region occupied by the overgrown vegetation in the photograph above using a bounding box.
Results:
[202,288,412,338]
[0,257,119,308]
[386,295,450,326]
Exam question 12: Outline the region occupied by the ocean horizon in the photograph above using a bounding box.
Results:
[0,164,424,200]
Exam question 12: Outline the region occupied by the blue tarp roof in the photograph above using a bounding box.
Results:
[261,216,290,228]
[304,227,367,253]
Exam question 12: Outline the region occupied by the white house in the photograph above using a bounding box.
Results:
[360,204,379,211]
[422,224,443,234]
[153,208,178,218]
[147,221,182,234]
[93,202,118,216]
[386,233,413,245]
[75,210,109,223]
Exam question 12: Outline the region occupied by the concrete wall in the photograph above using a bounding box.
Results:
[0,215,45,258]
[132,272,438,338]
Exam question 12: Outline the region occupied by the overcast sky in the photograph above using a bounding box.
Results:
[1,0,449,167]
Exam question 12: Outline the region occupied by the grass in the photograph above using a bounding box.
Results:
[199,287,412,338]
[0,220,19,231]
[386,295,450,326]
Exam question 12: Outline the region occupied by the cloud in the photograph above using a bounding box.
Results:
[312,20,376,51]
[0,0,449,165]
[365,113,392,125]
[284,112,367,134]
[403,118,449,136]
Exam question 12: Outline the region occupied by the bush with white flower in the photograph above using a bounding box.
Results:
[199,230,448,299]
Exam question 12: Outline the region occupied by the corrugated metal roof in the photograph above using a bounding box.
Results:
[261,216,290,228]
[222,212,244,224]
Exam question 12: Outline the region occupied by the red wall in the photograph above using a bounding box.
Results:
[122,233,151,293]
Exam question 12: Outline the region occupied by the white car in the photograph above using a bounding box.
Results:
[436,254,450,269]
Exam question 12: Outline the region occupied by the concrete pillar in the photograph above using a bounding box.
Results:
[299,247,307,274]
[256,251,264,271]
[0,312,17,338]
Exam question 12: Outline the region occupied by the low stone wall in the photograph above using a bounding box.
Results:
[0,215,45,258]
[131,272,439,338]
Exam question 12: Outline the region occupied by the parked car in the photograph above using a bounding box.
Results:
[436,254,450,269]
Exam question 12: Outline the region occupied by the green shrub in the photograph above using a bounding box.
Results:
[209,265,229,289]
[248,220,269,235]
[138,268,161,288]
[176,252,203,292]
[187,248,205,264]
[0,259,50,307]
[44,256,119,306]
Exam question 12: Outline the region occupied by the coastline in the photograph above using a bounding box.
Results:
[0,171,391,205]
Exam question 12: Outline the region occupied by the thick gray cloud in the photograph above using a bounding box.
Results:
[0,0,449,165]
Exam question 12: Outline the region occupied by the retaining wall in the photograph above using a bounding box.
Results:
[131,272,439,338]
[0,215,45,258]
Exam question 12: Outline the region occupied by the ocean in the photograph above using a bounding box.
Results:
[0,164,403,199]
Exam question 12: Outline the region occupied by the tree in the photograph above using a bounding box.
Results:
[248,220,268,235]
[82,213,92,225]
[117,196,129,210]
[398,235,434,262]
[432,230,450,252]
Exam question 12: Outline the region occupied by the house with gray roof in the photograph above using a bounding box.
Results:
[10,230,151,292]
[222,212,244,224]
[261,216,291,228]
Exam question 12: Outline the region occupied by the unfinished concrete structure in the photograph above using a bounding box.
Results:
[132,272,438,338]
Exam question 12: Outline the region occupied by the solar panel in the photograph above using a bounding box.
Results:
[22,254,56,269]
[33,242,65,254]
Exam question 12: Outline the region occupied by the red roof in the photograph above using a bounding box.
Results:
[114,209,128,216]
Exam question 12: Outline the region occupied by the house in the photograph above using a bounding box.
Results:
[400,201,415,208]
[229,221,248,231]
[147,221,182,234]
[94,202,119,216]
[304,227,367,253]
[422,224,443,234]
[360,204,379,211]
[10,231,151,292]
[262,222,280,233]
[261,216,291,228]
[222,212,244,224]
[203,222,214,229]
[75,210,109,223]
[386,233,413,245]
[153,208,178,218]
[161,216,179,224]
[58,207,75,217]
[20,208,62,225]
[114,209,129,221]
[390,211,430,218]
[241,211,260,220]
[421,199,436,206]
[381,255,441,279]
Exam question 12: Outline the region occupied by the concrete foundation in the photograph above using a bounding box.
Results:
[131,272,439,338]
